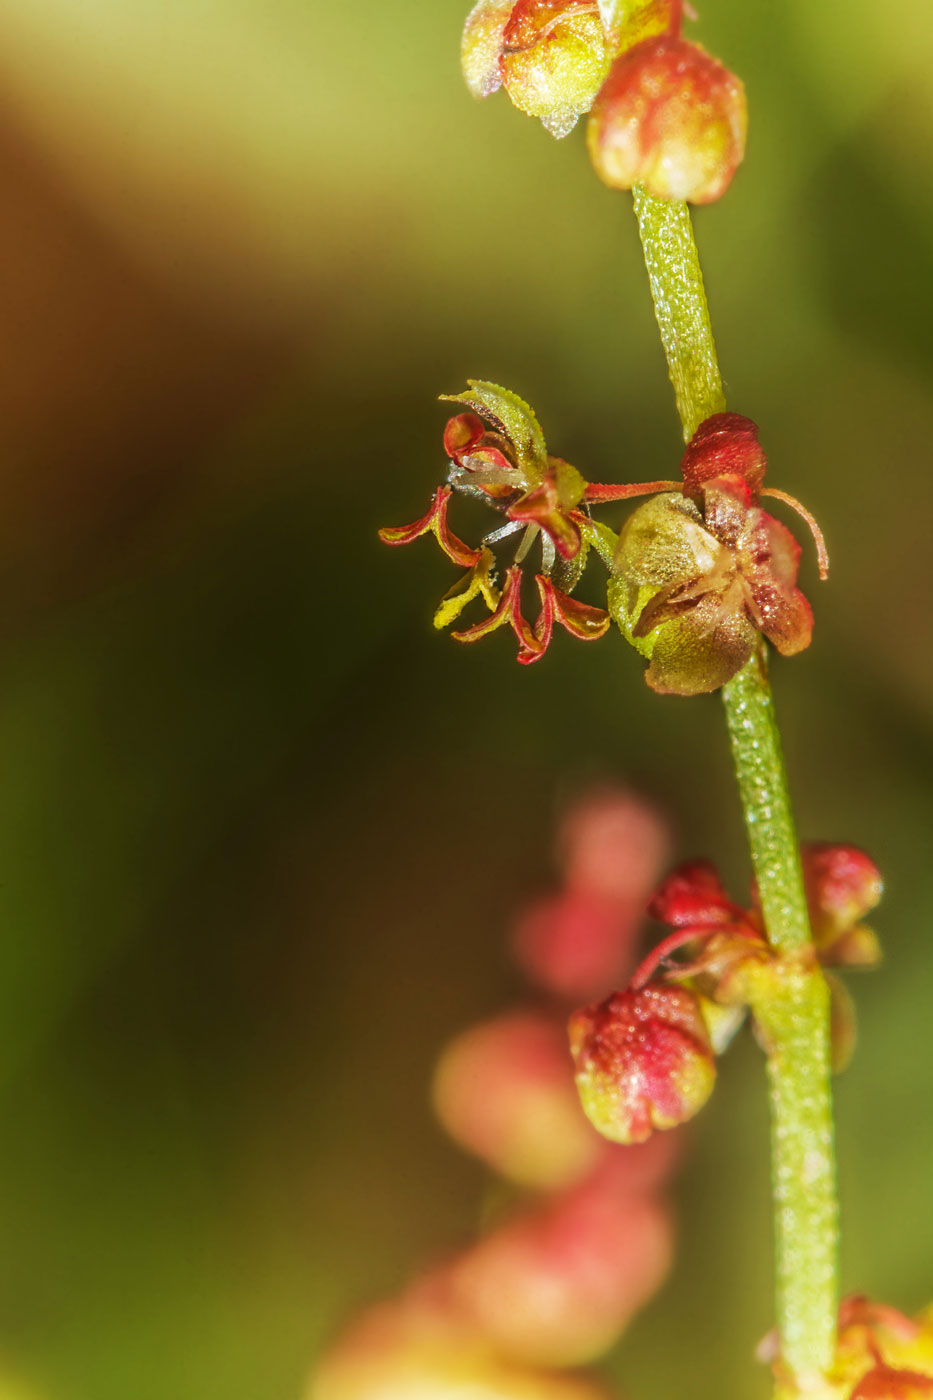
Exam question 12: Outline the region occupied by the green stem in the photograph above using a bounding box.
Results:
[632,186,838,1385]
[632,185,726,440]
[723,653,838,1386]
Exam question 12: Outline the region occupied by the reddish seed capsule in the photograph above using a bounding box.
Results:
[569,984,716,1144]
[587,36,747,204]
[680,412,767,500]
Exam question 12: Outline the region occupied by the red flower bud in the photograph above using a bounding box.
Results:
[680,412,767,500]
[569,984,715,1144]
[587,36,747,204]
[432,1012,603,1190]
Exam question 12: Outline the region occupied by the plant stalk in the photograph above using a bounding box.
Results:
[632,185,838,1386]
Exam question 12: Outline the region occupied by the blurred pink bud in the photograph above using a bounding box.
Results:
[310,1286,612,1400]
[587,36,747,204]
[558,790,669,905]
[585,1122,682,1198]
[513,790,668,1001]
[569,984,715,1144]
[802,843,883,968]
[433,1012,603,1191]
[448,1173,673,1366]
[513,891,642,1004]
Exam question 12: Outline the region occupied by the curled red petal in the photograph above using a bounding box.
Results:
[550,584,610,641]
[378,485,449,547]
[742,508,813,656]
[443,413,486,466]
[433,491,484,567]
[378,485,481,568]
[453,566,547,664]
[509,482,582,560]
[451,566,520,644]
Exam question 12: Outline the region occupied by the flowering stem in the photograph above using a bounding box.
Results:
[632,186,838,1386]
[631,185,726,441]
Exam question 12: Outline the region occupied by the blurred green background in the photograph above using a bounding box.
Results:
[0,1,927,1397]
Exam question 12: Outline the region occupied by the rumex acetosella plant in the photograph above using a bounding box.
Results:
[314,4,933,1399]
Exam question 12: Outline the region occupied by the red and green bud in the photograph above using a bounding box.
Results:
[463,0,674,139]
[432,1012,603,1190]
[569,983,715,1144]
[801,843,883,968]
[587,36,747,204]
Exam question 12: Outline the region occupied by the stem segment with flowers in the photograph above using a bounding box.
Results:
[632,182,838,1383]
[372,3,933,1399]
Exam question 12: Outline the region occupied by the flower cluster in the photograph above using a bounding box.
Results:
[380,381,611,665]
[382,397,827,693]
[606,411,829,694]
[461,0,746,203]
[310,790,677,1398]
[763,1297,933,1400]
[569,843,882,1143]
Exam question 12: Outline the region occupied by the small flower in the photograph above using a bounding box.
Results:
[587,35,747,203]
[639,848,883,1068]
[640,859,770,1019]
[462,0,674,139]
[569,983,716,1144]
[605,412,828,695]
[380,381,610,665]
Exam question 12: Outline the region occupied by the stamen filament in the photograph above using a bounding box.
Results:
[584,479,682,503]
[760,488,830,580]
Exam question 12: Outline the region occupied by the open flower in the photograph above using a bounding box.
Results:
[462,0,674,138]
[380,381,610,664]
[603,412,828,695]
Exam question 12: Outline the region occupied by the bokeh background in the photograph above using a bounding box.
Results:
[0,0,928,1397]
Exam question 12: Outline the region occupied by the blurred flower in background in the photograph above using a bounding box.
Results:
[312,788,677,1397]
[0,2,925,1400]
